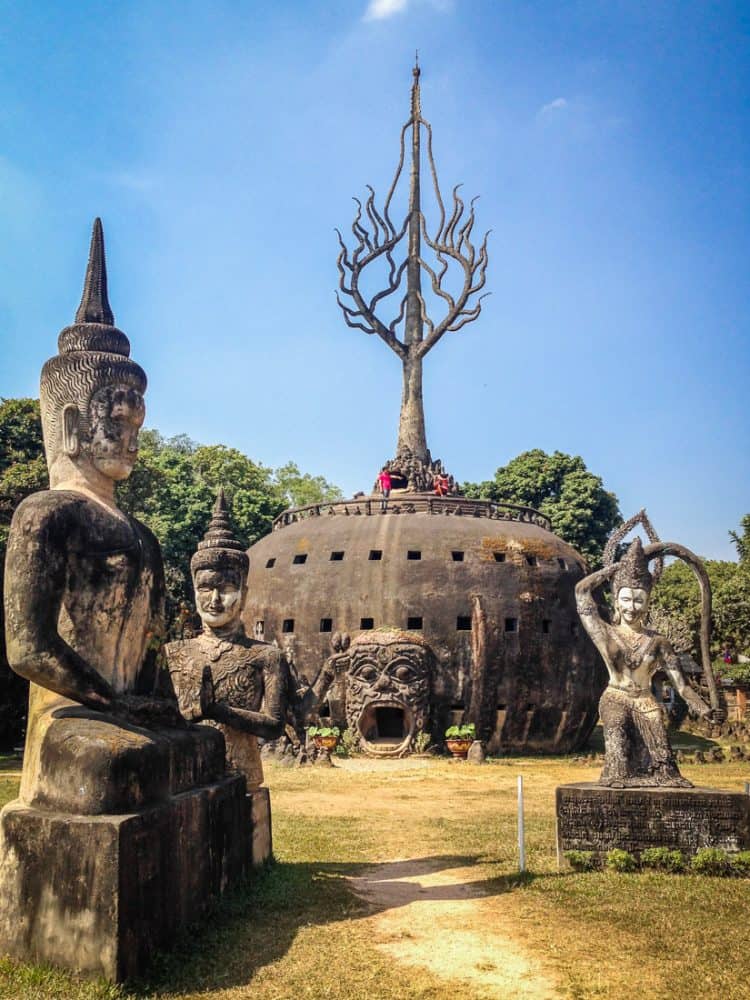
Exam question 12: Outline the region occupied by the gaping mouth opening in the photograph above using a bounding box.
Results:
[358,702,413,756]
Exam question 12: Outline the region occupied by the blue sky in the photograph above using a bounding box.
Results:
[1,1,748,559]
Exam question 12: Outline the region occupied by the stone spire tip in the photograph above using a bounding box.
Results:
[75,217,115,327]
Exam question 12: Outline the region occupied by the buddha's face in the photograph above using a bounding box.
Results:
[194,567,244,630]
[616,587,650,627]
[87,385,145,481]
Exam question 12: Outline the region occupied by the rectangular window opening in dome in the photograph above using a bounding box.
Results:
[456,616,472,630]
[293,554,307,565]
[407,616,423,630]
[265,558,276,568]
[369,550,382,561]
[525,555,537,567]
[493,552,506,563]
[282,619,295,633]
[255,620,264,638]
[360,617,374,629]
[558,558,567,569]
[505,617,518,633]
[451,551,464,562]
[330,551,345,561]
[407,550,421,560]
[542,619,551,634]
[320,618,333,633]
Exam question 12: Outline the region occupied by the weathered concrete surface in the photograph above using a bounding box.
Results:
[249,786,272,866]
[245,502,604,754]
[0,775,249,981]
[556,782,750,858]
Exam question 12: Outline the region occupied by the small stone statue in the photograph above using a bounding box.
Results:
[165,490,289,791]
[281,632,349,748]
[576,534,720,788]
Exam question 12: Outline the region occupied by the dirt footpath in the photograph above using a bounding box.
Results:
[350,856,559,999]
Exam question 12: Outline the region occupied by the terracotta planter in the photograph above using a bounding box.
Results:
[446,738,473,759]
[313,735,339,752]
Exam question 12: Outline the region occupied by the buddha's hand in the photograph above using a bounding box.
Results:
[115,693,185,729]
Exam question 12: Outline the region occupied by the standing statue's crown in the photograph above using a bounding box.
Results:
[40,219,147,461]
[611,537,653,596]
[191,489,249,576]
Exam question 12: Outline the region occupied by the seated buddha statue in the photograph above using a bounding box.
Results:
[3,218,224,816]
[165,491,291,791]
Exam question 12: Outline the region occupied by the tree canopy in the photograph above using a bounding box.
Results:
[463,449,621,566]
[650,551,750,665]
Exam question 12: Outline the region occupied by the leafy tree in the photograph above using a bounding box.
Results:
[730,514,750,564]
[650,555,750,660]
[0,398,47,547]
[0,398,47,747]
[272,461,343,509]
[463,449,621,566]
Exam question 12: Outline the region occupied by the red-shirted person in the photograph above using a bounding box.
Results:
[433,472,450,497]
[377,467,392,510]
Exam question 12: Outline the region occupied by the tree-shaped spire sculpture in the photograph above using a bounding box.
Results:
[336,63,490,491]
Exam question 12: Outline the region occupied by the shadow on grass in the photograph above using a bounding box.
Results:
[128,853,537,996]
[585,724,720,754]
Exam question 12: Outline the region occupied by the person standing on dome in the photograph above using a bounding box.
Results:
[377,466,392,510]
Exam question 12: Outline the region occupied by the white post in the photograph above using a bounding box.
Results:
[517,775,526,873]
[744,781,750,796]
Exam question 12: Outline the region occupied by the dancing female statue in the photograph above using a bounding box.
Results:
[575,527,722,788]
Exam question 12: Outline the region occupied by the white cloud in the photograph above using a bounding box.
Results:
[364,0,409,20]
[538,97,568,116]
[363,0,453,22]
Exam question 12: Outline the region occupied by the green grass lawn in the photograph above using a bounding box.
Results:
[0,754,748,999]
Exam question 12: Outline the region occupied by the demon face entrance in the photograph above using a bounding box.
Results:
[358,703,413,756]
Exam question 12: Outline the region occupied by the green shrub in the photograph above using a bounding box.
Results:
[337,728,359,756]
[564,850,598,872]
[640,848,686,873]
[414,730,432,753]
[730,851,750,877]
[605,849,637,873]
[445,723,476,740]
[690,848,731,876]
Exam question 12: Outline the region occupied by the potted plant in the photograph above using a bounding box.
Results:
[307,725,341,752]
[445,723,476,758]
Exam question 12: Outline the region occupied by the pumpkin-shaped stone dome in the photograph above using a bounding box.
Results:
[244,493,604,754]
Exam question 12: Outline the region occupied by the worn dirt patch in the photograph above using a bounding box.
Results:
[350,857,559,999]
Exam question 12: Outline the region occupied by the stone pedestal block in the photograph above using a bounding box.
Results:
[0,775,249,981]
[556,782,750,860]
[249,787,272,866]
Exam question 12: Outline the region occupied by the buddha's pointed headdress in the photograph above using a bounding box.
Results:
[191,488,250,577]
[40,219,147,461]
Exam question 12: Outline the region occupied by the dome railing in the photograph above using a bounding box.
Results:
[272,494,552,532]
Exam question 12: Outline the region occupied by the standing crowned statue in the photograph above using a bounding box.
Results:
[575,522,723,788]
[165,490,290,789]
